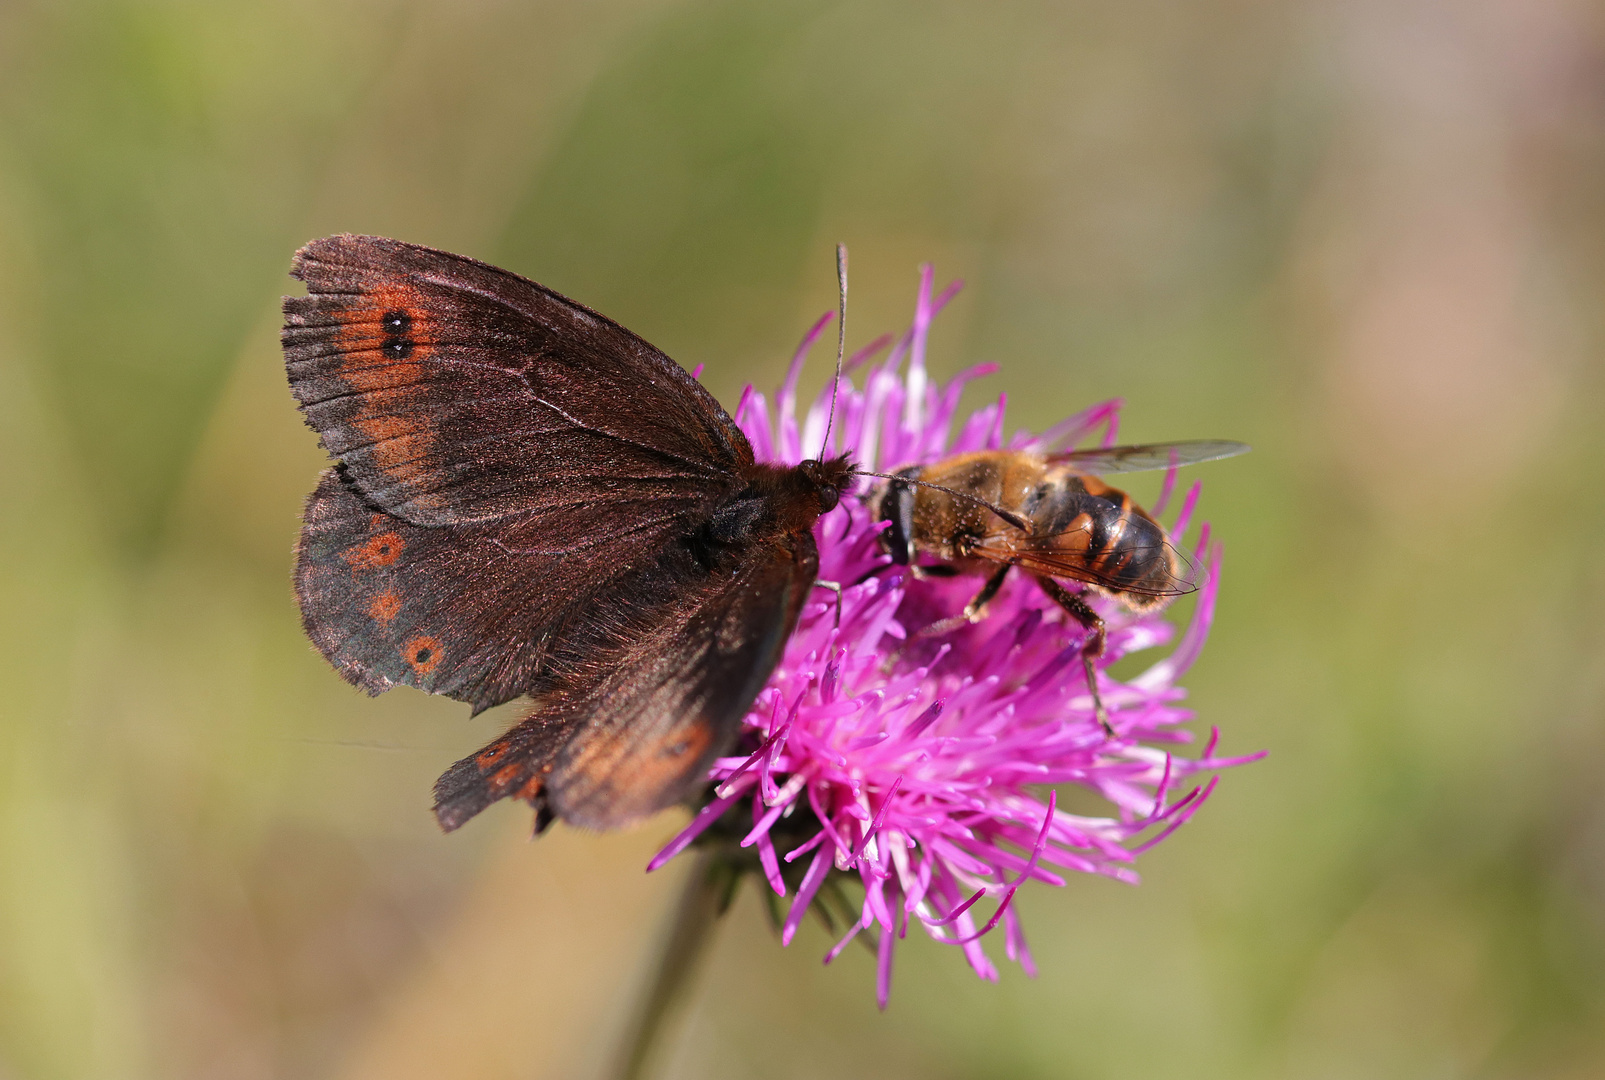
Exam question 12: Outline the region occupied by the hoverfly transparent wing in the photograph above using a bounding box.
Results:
[1048,440,1250,475]
[981,539,1200,602]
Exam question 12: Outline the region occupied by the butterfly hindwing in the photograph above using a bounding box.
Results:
[432,527,820,831]
[295,467,715,712]
[284,234,752,526]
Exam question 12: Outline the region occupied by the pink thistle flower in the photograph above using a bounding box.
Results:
[650,266,1262,1008]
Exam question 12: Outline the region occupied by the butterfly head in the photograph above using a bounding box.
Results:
[798,454,855,513]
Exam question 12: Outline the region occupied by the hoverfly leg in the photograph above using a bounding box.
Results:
[813,580,844,629]
[1034,577,1114,738]
[964,562,1013,620]
[917,562,1013,639]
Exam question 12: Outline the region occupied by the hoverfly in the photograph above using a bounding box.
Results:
[872,440,1249,733]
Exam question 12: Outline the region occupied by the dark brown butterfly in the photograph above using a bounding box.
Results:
[285,235,853,832]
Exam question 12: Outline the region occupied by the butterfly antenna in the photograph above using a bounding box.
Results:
[819,243,847,459]
[852,467,1032,533]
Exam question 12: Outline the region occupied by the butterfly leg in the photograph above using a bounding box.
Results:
[813,580,844,629]
[1034,576,1114,737]
[918,561,1014,639]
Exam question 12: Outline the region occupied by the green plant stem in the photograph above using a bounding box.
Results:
[609,849,726,1080]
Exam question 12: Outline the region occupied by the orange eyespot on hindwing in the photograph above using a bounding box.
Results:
[402,635,443,676]
[368,591,401,624]
[344,531,404,570]
[476,742,511,769]
[488,763,524,793]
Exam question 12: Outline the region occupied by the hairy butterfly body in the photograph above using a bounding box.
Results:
[286,235,852,831]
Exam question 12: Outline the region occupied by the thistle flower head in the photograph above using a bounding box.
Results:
[652,267,1261,1007]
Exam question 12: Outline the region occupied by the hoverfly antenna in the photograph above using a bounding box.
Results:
[819,243,847,459]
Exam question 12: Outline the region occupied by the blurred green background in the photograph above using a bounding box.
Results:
[2,1,1603,1077]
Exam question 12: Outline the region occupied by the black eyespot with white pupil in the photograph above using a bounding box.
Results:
[380,308,414,359]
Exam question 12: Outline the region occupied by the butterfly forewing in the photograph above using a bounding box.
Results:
[284,234,752,526]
